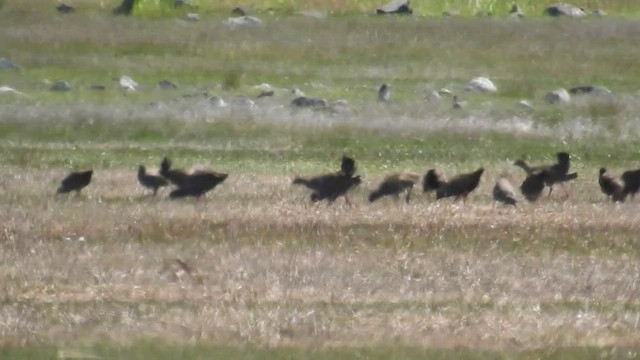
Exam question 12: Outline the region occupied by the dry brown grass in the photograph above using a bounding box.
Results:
[1,167,640,350]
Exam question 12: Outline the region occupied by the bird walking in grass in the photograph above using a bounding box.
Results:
[378,84,390,102]
[57,170,93,195]
[159,157,189,187]
[493,177,517,206]
[169,171,228,199]
[138,165,168,196]
[598,168,625,202]
[430,168,484,202]
[369,172,420,203]
[423,169,446,197]
[520,170,548,202]
[292,156,362,206]
[621,168,640,201]
[514,152,577,198]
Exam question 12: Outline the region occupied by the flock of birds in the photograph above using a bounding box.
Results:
[55,152,640,206]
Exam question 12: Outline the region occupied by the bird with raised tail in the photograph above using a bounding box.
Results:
[292,156,361,206]
[493,177,517,206]
[369,172,420,203]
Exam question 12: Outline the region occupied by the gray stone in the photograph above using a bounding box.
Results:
[544,3,586,17]
[516,100,534,111]
[569,85,612,96]
[209,96,227,107]
[291,96,327,109]
[426,91,442,101]
[223,16,262,27]
[185,13,200,21]
[544,88,571,104]
[378,84,390,102]
[158,79,178,90]
[51,80,72,92]
[376,0,412,14]
[0,58,19,71]
[0,86,29,98]
[119,75,138,91]
[465,77,497,93]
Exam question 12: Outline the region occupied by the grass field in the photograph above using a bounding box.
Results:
[2,1,640,359]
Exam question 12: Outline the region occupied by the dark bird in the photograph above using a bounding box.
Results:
[56,3,75,13]
[452,95,465,109]
[514,152,577,197]
[598,168,625,202]
[57,170,93,195]
[292,156,361,206]
[159,157,189,187]
[378,84,390,102]
[369,172,420,203]
[621,168,640,200]
[520,170,548,202]
[423,169,446,194]
[138,165,168,196]
[169,171,228,199]
[436,168,484,201]
[493,178,517,206]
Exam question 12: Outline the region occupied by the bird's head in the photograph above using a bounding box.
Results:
[513,159,527,167]
[599,167,607,176]
[557,152,570,163]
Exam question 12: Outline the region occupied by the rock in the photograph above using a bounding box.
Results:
[442,10,460,17]
[426,91,442,101]
[158,79,178,90]
[113,0,136,15]
[185,13,200,21]
[452,95,465,109]
[438,88,453,96]
[569,85,612,98]
[465,77,497,93]
[376,0,412,14]
[56,3,75,14]
[516,100,534,110]
[119,75,139,91]
[0,85,29,98]
[378,84,390,102]
[231,7,247,16]
[256,90,274,99]
[291,88,305,97]
[544,3,586,17]
[291,96,327,109]
[209,96,227,107]
[0,58,19,71]
[231,96,256,108]
[223,16,262,27]
[51,80,72,92]
[544,88,571,104]
[90,84,106,91]
[593,9,606,17]
[509,3,524,18]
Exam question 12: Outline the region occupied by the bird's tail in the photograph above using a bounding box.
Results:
[563,172,578,182]
[160,157,171,176]
[368,190,382,203]
[292,177,309,186]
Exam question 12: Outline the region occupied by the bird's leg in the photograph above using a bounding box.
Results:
[561,183,571,199]
[547,186,554,197]
[344,195,353,207]
[153,188,158,197]
[405,189,412,204]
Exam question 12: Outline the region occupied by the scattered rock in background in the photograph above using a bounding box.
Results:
[185,13,200,21]
[452,95,465,109]
[51,80,72,92]
[0,58,19,71]
[119,75,139,91]
[544,3,586,17]
[593,9,606,17]
[224,16,262,27]
[509,3,524,18]
[291,96,327,109]
[426,91,442,101]
[0,85,29,98]
[291,88,305,97]
[113,0,135,15]
[376,0,412,15]
[516,99,534,111]
[544,88,571,104]
[442,10,460,17]
[56,3,75,14]
[209,96,227,107]
[569,85,612,97]
[465,77,498,93]
[378,84,390,102]
[438,88,453,96]
[231,7,247,16]
[90,84,106,91]
[158,80,178,90]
